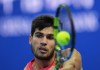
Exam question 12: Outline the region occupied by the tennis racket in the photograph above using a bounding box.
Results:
[54,4,76,70]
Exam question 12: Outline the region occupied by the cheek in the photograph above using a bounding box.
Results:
[48,40,55,49]
[31,38,40,48]
[31,38,40,52]
[33,38,40,44]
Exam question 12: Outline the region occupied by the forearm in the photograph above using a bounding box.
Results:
[71,49,82,70]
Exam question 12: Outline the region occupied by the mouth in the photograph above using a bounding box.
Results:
[39,47,48,54]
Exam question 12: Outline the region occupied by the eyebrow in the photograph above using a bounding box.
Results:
[35,32,54,36]
[35,32,43,35]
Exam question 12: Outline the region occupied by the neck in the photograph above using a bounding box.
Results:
[32,55,55,70]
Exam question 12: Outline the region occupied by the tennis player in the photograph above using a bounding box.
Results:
[24,15,82,70]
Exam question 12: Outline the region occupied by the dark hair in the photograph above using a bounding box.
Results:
[31,15,54,36]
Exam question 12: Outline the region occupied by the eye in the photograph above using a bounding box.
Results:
[47,34,54,40]
[35,32,44,38]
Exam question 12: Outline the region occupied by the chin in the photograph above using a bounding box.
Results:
[35,53,54,60]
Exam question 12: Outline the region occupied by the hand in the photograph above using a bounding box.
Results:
[59,59,76,70]
[60,49,82,70]
[49,49,82,70]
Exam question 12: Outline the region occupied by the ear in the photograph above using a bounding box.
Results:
[29,34,33,45]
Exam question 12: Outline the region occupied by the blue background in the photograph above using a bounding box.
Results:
[0,0,100,70]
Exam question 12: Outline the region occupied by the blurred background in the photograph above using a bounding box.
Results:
[0,0,100,70]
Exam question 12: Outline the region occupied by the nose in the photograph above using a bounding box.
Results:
[40,36,47,46]
[40,43,47,46]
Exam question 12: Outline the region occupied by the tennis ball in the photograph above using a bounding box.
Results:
[56,31,70,46]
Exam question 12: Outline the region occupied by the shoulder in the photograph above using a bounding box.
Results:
[24,59,35,70]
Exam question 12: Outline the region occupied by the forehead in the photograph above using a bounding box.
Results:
[35,27,54,34]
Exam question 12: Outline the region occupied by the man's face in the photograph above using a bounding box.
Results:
[29,27,55,60]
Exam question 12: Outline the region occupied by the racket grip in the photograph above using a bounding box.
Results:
[60,51,73,63]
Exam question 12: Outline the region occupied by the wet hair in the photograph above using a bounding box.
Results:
[31,15,54,36]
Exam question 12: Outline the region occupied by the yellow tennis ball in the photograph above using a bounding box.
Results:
[56,31,70,46]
